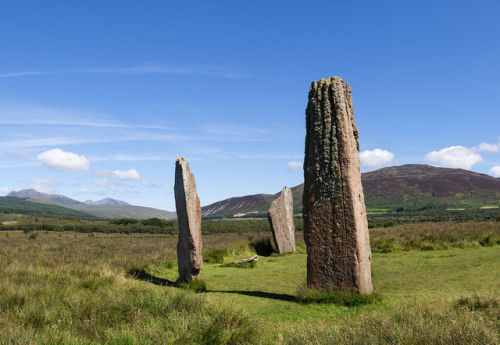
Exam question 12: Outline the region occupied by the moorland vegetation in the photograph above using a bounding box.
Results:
[0,220,498,344]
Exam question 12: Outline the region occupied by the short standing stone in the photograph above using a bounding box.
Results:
[268,186,296,253]
[303,76,373,294]
[174,157,202,282]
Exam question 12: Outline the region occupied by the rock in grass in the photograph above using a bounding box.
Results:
[303,77,373,294]
[234,255,259,264]
[268,186,296,253]
[174,157,203,282]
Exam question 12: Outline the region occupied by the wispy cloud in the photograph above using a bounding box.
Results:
[89,154,173,162]
[75,188,105,196]
[474,142,500,153]
[0,162,38,169]
[0,137,109,149]
[4,149,30,158]
[201,123,269,136]
[288,161,302,171]
[0,64,247,80]
[0,104,173,129]
[99,169,141,181]
[28,178,59,193]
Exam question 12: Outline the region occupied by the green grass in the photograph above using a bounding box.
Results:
[366,208,390,215]
[178,278,208,292]
[0,222,498,344]
[295,288,382,306]
[222,261,258,269]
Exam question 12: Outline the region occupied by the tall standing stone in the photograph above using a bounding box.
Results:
[174,157,202,282]
[303,77,373,294]
[268,186,296,253]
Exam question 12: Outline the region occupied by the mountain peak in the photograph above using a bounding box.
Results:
[8,189,85,207]
[85,198,130,206]
[201,164,500,217]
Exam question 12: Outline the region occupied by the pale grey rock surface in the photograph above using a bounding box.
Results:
[174,157,203,282]
[268,186,296,253]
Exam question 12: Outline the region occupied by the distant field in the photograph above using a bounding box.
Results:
[366,208,389,215]
[0,221,498,344]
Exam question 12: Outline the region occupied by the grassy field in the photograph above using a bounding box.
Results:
[0,221,499,344]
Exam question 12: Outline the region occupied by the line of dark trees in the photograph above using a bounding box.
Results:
[0,208,498,235]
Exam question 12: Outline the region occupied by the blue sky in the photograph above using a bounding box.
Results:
[0,1,499,210]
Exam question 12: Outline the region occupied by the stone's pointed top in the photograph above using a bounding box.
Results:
[310,76,347,91]
[176,157,191,172]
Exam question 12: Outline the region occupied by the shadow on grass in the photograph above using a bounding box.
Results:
[210,290,296,302]
[209,289,381,306]
[127,268,177,287]
[127,268,207,292]
[128,268,379,306]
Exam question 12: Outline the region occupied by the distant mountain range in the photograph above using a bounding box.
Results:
[4,164,499,220]
[83,198,130,206]
[7,189,175,219]
[8,189,86,207]
[0,197,94,219]
[201,164,500,217]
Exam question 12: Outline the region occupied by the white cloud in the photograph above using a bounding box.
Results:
[288,161,303,171]
[0,187,10,195]
[92,178,110,186]
[475,142,500,153]
[490,166,500,177]
[29,179,59,193]
[100,169,141,181]
[424,146,483,170]
[37,148,90,171]
[359,149,395,168]
[92,178,117,190]
[30,179,59,186]
[76,188,105,196]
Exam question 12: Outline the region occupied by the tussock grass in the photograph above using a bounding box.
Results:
[222,261,258,269]
[0,222,498,344]
[295,287,382,306]
[178,279,208,292]
[203,240,256,264]
[0,231,259,344]
[455,294,499,312]
[249,237,275,256]
[370,220,500,253]
[204,247,232,264]
[285,299,499,345]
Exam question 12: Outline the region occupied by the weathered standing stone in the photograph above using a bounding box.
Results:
[303,77,373,294]
[174,157,202,282]
[268,186,296,253]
